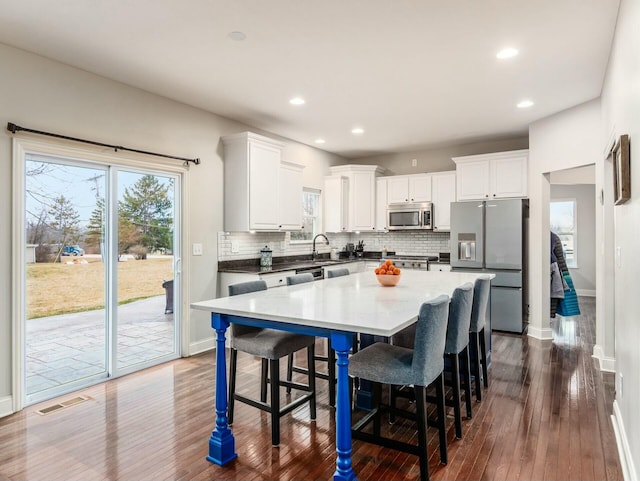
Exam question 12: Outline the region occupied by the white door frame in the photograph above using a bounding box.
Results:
[12,137,191,411]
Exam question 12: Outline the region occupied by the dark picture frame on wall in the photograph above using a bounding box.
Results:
[612,134,630,205]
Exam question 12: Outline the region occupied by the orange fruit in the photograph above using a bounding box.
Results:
[385,259,393,266]
[374,268,380,274]
[393,267,401,275]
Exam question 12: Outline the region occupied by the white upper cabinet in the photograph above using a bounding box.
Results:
[387,174,432,204]
[453,149,528,201]
[324,175,349,232]
[431,171,456,232]
[375,177,388,231]
[278,161,305,231]
[327,165,384,232]
[222,132,304,232]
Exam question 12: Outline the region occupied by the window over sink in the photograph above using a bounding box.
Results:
[291,188,321,243]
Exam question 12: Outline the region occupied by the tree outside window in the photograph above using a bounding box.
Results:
[550,199,577,268]
[291,189,321,242]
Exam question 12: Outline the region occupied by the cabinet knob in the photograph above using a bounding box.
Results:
[411,198,414,201]
[493,194,496,197]
[485,194,489,198]
[405,198,408,202]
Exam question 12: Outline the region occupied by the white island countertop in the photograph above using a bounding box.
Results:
[192,270,492,337]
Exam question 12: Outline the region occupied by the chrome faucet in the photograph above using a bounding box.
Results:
[312,233,330,261]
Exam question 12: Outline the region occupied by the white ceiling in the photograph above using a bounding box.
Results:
[0,0,620,158]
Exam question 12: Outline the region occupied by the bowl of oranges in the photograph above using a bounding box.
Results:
[374,259,401,286]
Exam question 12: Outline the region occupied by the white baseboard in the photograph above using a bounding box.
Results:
[527,324,553,340]
[0,395,14,418]
[576,289,596,297]
[592,344,616,372]
[188,337,216,356]
[612,400,638,481]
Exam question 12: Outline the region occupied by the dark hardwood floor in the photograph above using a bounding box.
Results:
[0,297,622,480]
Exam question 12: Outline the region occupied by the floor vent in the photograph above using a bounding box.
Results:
[35,395,91,415]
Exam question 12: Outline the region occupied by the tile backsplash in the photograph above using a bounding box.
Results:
[218,231,450,261]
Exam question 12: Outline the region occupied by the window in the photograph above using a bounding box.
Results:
[550,199,577,268]
[290,188,321,242]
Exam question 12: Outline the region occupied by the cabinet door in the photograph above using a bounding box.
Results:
[278,163,303,230]
[492,154,528,198]
[249,142,280,230]
[431,171,456,231]
[456,160,490,201]
[324,176,349,232]
[375,178,388,230]
[387,177,409,204]
[409,174,432,202]
[350,171,376,231]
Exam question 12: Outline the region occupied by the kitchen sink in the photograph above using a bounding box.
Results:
[311,260,341,266]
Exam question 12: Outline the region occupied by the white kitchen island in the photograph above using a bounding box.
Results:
[192,270,491,481]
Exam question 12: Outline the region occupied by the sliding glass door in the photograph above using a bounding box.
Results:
[23,154,181,405]
[115,170,179,373]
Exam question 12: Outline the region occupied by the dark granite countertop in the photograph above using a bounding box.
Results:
[218,251,389,274]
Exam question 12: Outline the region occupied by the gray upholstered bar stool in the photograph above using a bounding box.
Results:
[227,280,317,446]
[442,282,474,439]
[327,267,349,278]
[285,273,316,392]
[349,295,450,481]
[469,275,491,401]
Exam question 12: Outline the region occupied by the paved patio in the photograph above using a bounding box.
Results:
[26,295,174,396]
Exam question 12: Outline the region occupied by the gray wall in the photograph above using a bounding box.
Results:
[600,0,640,471]
[352,136,529,175]
[550,184,596,294]
[0,42,344,405]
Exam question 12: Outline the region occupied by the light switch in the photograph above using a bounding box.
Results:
[192,243,203,256]
[231,241,240,253]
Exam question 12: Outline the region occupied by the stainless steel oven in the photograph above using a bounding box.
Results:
[387,202,433,230]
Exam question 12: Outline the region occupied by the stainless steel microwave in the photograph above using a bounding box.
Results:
[387,202,433,230]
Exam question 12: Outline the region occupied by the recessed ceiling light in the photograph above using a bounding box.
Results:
[289,97,305,105]
[351,127,365,135]
[496,47,519,59]
[228,31,247,41]
[315,138,326,144]
[517,99,534,109]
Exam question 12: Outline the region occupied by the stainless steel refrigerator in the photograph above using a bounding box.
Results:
[450,198,528,333]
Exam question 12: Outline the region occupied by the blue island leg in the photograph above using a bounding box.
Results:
[206,313,238,465]
[331,332,357,481]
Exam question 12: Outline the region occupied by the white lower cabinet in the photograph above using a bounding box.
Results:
[325,261,364,276]
[218,270,296,297]
[428,263,452,272]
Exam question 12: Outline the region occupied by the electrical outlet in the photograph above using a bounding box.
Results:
[231,241,240,253]
[280,241,286,250]
[192,243,203,256]
[411,158,417,167]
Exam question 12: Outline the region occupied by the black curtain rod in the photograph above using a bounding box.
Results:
[6,122,200,165]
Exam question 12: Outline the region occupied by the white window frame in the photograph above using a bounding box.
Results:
[550,197,578,268]
[290,187,322,244]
